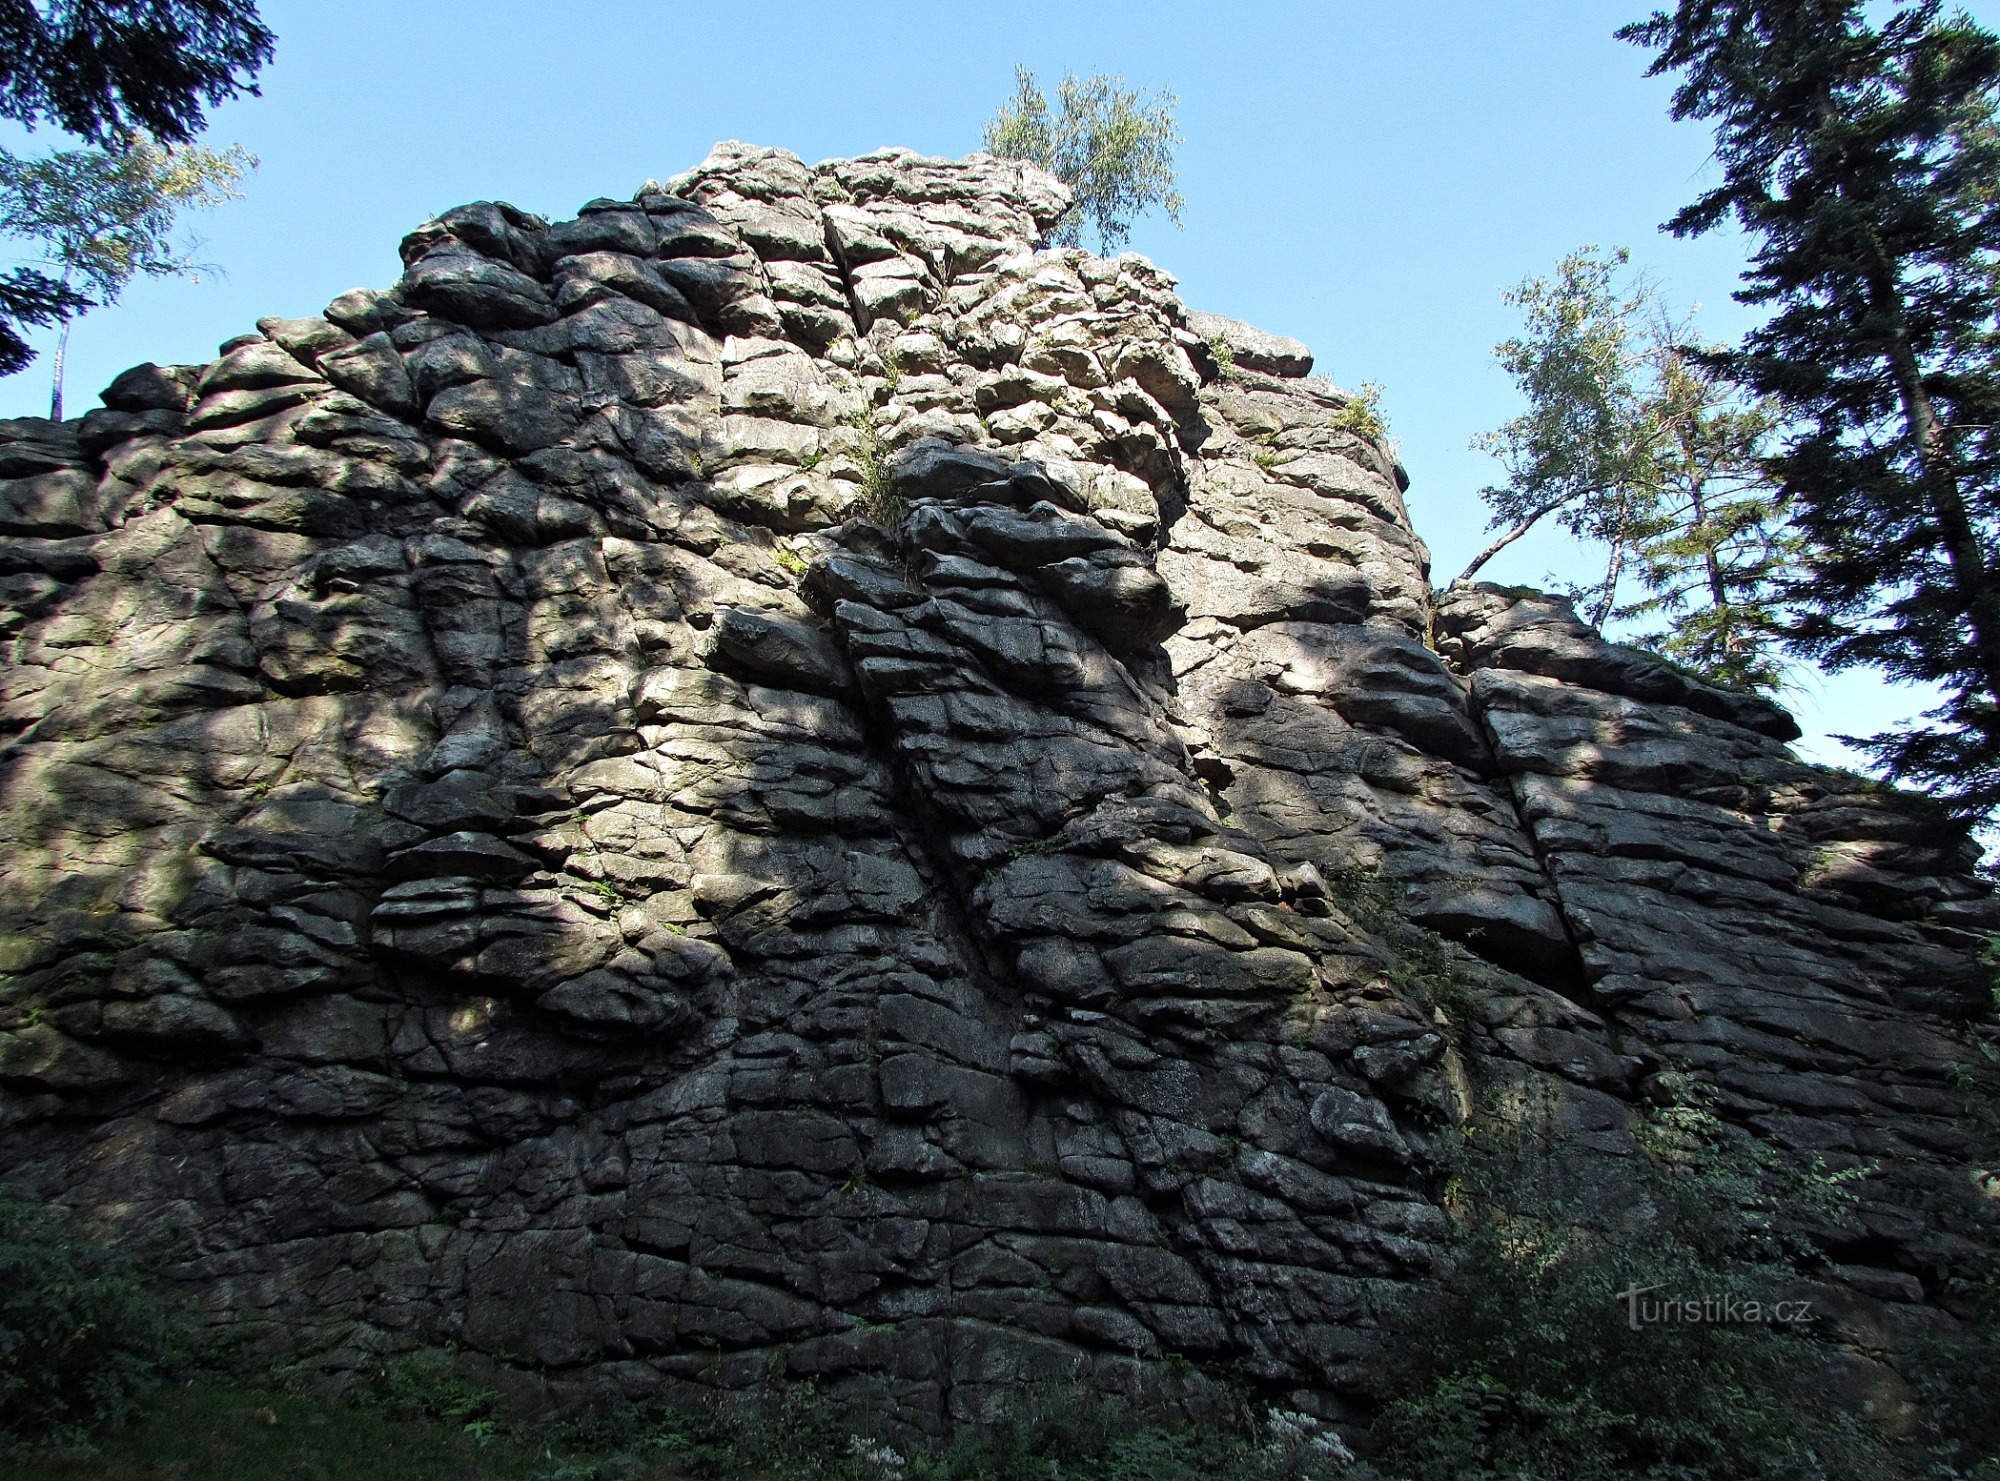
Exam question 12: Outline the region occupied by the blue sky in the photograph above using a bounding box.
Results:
[6,0,1994,773]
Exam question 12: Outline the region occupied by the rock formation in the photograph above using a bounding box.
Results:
[0,142,1995,1432]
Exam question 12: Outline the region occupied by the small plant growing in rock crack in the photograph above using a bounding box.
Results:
[1330,381,1389,442]
[772,547,810,580]
[843,406,903,523]
[1205,333,1236,373]
[1980,932,2000,1017]
[798,447,825,472]
[1383,925,1480,1050]
[879,343,905,391]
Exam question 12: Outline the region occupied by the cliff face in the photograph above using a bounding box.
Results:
[0,143,1994,1428]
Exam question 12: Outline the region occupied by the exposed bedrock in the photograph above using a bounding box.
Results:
[0,141,1994,1432]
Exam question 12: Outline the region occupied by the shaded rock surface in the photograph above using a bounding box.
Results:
[0,142,1994,1434]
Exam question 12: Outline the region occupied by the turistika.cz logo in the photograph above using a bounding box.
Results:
[1615,1283,1815,1332]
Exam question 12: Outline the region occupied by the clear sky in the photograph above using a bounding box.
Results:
[6,0,1994,775]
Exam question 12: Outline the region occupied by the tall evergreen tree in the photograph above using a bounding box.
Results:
[1622,0,2000,817]
[1616,345,1796,696]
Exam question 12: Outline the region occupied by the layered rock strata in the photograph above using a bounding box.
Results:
[0,142,1994,1430]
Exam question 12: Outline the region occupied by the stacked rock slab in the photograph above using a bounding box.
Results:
[0,142,1993,1431]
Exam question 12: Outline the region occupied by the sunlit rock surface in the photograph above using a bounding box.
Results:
[1,142,1995,1430]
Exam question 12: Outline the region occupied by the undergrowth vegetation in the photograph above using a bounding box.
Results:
[5,1365,1362,1481]
[0,1187,182,1446]
[1365,1082,1931,1480]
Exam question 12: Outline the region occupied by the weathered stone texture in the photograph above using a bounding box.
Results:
[0,143,1994,1431]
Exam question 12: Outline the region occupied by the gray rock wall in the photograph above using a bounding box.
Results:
[0,142,1994,1430]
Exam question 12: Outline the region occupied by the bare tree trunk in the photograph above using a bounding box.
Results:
[1455,494,1571,584]
[48,317,68,422]
[1588,540,1626,630]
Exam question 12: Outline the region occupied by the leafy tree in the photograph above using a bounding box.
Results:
[1462,247,1793,690]
[1462,247,1661,627]
[0,0,270,379]
[0,133,252,415]
[982,66,1184,254]
[1622,0,2000,818]
[1370,1088,1891,1480]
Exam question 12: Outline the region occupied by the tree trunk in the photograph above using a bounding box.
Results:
[1455,494,1572,585]
[1589,540,1626,631]
[47,317,68,422]
[1814,83,2000,724]
[1862,240,2000,720]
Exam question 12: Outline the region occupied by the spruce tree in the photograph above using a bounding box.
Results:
[1621,0,2000,818]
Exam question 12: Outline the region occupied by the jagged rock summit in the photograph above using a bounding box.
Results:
[1,142,1995,1433]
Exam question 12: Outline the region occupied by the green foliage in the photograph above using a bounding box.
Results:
[0,133,254,409]
[0,269,84,377]
[1623,0,2000,819]
[1903,1270,2000,1476]
[899,1391,1355,1481]
[1329,382,1389,443]
[773,547,810,580]
[1,1365,1367,1481]
[0,2,273,147]
[1369,1092,1888,1480]
[0,1186,182,1446]
[0,0,271,378]
[0,135,252,302]
[1465,245,1795,692]
[1615,349,1800,695]
[843,406,903,524]
[367,1348,498,1438]
[983,66,1184,253]
[0,1377,552,1481]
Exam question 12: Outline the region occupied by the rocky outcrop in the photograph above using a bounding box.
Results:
[0,142,1994,1432]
